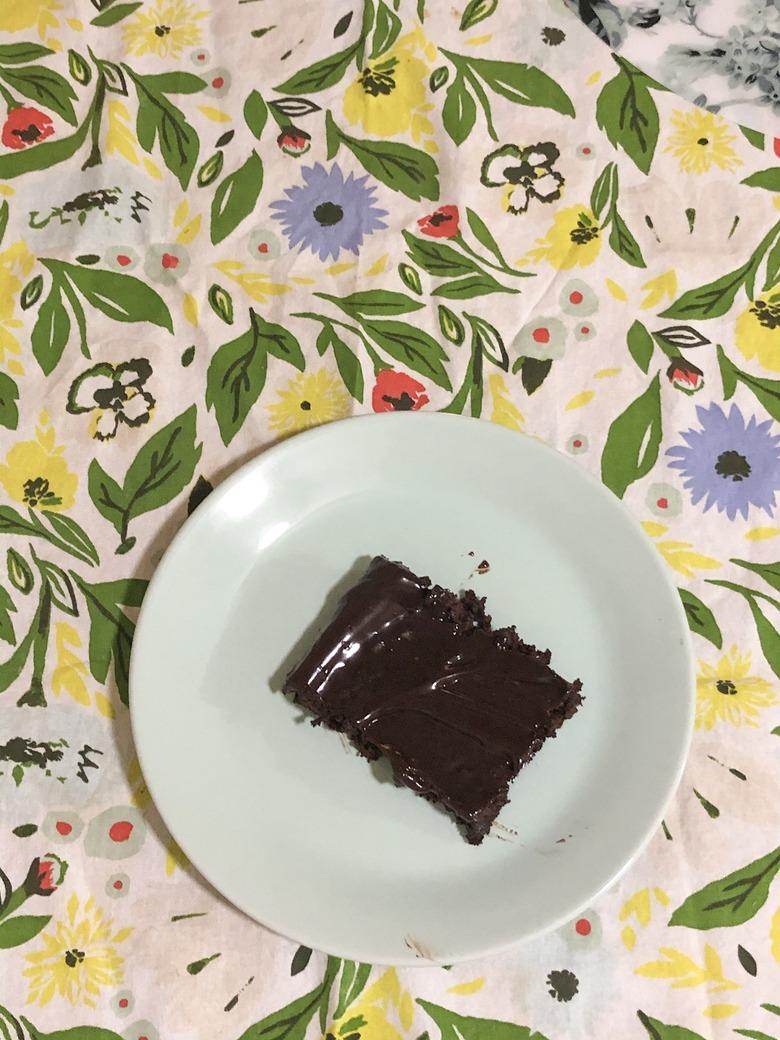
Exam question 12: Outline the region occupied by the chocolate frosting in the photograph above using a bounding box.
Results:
[284,557,582,840]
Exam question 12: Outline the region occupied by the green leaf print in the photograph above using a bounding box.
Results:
[596,56,660,174]
[317,289,424,318]
[0,64,78,126]
[746,596,780,680]
[717,345,780,423]
[678,589,722,649]
[363,319,452,389]
[637,1011,708,1040]
[589,162,613,219]
[31,281,70,376]
[326,113,439,201]
[627,320,655,373]
[0,585,15,645]
[88,406,202,552]
[324,327,364,402]
[48,262,174,331]
[669,844,780,928]
[334,961,372,1018]
[460,0,498,31]
[72,576,147,705]
[731,557,780,594]
[466,313,508,370]
[370,2,402,58]
[0,371,19,431]
[128,67,200,189]
[141,71,207,95]
[208,284,235,325]
[402,231,479,278]
[0,43,55,64]
[442,75,477,146]
[0,508,97,567]
[251,310,305,370]
[0,914,51,949]
[600,373,662,498]
[418,999,550,1040]
[438,304,465,345]
[275,42,360,95]
[459,55,575,117]
[235,980,334,1040]
[206,320,268,446]
[662,262,754,320]
[211,151,264,244]
[608,210,646,268]
[244,89,268,139]
[741,168,780,192]
[90,1,143,26]
[433,273,517,299]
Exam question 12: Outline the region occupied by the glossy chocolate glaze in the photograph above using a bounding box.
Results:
[284,556,582,843]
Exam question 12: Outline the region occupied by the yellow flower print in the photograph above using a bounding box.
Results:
[0,413,77,512]
[0,240,35,372]
[343,32,432,141]
[696,645,777,730]
[23,893,132,1008]
[527,205,601,270]
[735,291,780,373]
[665,110,741,175]
[325,968,414,1040]
[267,369,351,437]
[0,0,60,35]
[123,0,207,59]
[771,906,780,964]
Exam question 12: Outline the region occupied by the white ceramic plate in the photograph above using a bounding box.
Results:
[130,413,694,965]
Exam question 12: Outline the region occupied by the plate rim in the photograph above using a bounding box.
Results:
[130,412,695,965]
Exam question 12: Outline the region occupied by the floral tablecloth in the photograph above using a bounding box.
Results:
[1,0,780,1038]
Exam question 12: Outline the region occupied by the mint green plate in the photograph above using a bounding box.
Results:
[130,414,694,965]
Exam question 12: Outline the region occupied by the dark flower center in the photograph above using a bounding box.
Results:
[547,968,579,1002]
[752,299,780,329]
[428,211,454,227]
[12,124,42,143]
[299,400,311,411]
[715,450,751,482]
[570,225,598,245]
[359,63,396,97]
[155,24,171,36]
[382,392,415,411]
[64,948,85,968]
[93,380,128,411]
[697,137,709,146]
[716,679,737,696]
[541,26,566,45]
[313,201,343,227]
[23,477,61,509]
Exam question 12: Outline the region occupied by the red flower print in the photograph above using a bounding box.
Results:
[417,204,459,238]
[774,137,780,159]
[23,853,67,896]
[1,106,54,150]
[277,128,311,157]
[372,369,430,412]
[667,357,703,395]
